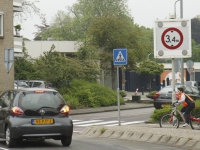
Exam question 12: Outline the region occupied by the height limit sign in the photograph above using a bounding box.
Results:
[154,19,191,58]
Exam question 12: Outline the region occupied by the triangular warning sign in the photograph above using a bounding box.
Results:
[115,51,125,62]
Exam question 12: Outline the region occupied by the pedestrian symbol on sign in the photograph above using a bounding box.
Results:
[115,51,125,62]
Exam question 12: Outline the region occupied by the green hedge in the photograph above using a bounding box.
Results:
[61,79,125,109]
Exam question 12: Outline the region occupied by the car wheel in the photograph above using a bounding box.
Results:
[5,126,16,148]
[61,136,72,146]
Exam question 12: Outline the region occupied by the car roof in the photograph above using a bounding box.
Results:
[12,88,57,92]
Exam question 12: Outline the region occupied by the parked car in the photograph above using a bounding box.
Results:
[0,88,73,147]
[15,80,54,89]
[14,81,29,89]
[153,85,200,109]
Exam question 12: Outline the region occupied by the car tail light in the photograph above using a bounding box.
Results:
[154,92,160,100]
[11,106,24,115]
[60,105,70,114]
[34,90,45,93]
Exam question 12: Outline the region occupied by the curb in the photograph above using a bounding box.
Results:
[79,127,200,150]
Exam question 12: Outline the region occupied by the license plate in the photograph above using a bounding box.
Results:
[31,119,54,125]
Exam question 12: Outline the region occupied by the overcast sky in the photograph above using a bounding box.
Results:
[20,0,200,40]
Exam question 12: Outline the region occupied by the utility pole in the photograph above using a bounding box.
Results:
[180,0,184,85]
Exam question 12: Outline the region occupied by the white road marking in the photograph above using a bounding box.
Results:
[76,121,121,127]
[72,120,81,122]
[105,121,145,126]
[73,119,146,127]
[73,120,102,125]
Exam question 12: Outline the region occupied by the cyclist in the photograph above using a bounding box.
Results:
[175,87,195,127]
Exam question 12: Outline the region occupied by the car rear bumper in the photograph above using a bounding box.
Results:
[11,125,73,139]
[8,116,73,139]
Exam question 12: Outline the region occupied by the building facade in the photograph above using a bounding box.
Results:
[0,0,23,91]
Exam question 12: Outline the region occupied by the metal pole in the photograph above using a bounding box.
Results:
[174,0,180,19]
[6,49,10,90]
[180,0,184,85]
[172,58,176,103]
[6,72,8,90]
[117,66,121,126]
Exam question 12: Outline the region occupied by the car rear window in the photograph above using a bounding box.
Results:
[159,87,173,93]
[33,82,43,87]
[18,91,65,110]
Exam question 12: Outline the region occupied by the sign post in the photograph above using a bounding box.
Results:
[186,60,194,81]
[4,49,14,89]
[113,49,127,126]
[154,19,191,104]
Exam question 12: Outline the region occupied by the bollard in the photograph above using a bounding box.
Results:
[142,87,144,95]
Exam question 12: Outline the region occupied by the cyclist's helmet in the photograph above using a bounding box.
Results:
[177,86,185,92]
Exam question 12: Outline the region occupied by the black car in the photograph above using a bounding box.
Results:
[0,88,73,147]
[153,85,200,109]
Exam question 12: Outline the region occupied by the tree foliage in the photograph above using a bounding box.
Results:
[137,59,164,90]
[32,0,154,90]
[14,0,41,23]
[14,39,36,80]
[137,59,164,75]
[191,17,200,44]
[32,45,99,89]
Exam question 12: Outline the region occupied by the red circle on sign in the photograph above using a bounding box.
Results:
[161,27,183,50]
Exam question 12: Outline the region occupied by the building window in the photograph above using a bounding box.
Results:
[0,12,3,36]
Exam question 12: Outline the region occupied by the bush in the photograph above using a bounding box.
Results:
[150,106,171,121]
[62,94,80,109]
[148,91,158,95]
[64,79,125,109]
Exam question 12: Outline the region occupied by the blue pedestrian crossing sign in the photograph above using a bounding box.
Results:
[113,49,127,65]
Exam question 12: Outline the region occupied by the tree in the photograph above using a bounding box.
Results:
[14,0,41,22]
[33,45,99,89]
[34,14,50,41]
[14,39,36,80]
[137,59,164,90]
[191,17,200,44]
[89,15,142,89]
[185,39,200,62]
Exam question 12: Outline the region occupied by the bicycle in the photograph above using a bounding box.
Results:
[159,103,200,130]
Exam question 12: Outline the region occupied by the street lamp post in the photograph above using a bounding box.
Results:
[174,0,184,86]
[174,0,180,19]
[180,0,184,86]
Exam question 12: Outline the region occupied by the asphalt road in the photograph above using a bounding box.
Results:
[71,107,155,132]
[0,133,185,150]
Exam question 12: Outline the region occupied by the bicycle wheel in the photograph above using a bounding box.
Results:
[160,114,179,128]
[190,113,200,130]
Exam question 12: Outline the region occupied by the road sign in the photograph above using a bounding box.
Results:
[186,60,194,75]
[4,49,14,73]
[161,27,183,49]
[154,19,191,58]
[113,49,127,65]
[186,60,194,68]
